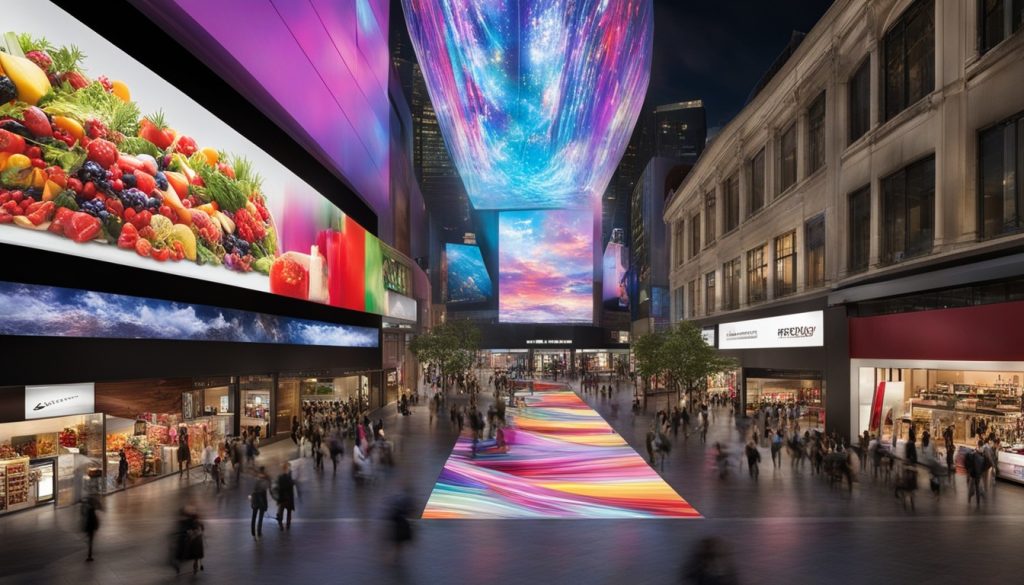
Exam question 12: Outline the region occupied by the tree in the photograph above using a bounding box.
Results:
[409,318,480,393]
[632,330,667,395]
[661,321,737,410]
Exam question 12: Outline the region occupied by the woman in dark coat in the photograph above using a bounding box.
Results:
[174,506,204,574]
[274,462,295,530]
[82,495,101,561]
[250,467,270,539]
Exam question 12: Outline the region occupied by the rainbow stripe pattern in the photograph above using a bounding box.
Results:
[423,384,700,519]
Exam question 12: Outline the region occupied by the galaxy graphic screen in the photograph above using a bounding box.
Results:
[446,243,493,304]
[499,210,593,324]
[402,0,653,210]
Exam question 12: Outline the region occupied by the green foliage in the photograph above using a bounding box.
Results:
[632,321,737,399]
[410,319,480,389]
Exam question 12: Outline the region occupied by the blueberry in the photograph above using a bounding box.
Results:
[122,174,137,188]
[154,172,168,191]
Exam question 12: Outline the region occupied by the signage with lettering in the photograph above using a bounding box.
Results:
[525,339,573,345]
[718,311,824,349]
[701,326,716,347]
[24,383,95,419]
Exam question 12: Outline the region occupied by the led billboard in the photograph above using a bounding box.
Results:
[499,210,592,324]
[0,3,385,315]
[445,243,492,304]
[0,281,379,348]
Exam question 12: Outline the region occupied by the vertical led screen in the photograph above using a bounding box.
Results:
[499,210,592,324]
[0,2,386,316]
[602,238,629,311]
[445,243,492,304]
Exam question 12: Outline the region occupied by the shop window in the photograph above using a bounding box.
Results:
[749,147,766,215]
[881,155,935,264]
[883,0,935,122]
[723,258,741,311]
[240,375,273,439]
[980,0,1024,54]
[978,112,1023,239]
[723,173,740,233]
[689,212,701,259]
[848,186,871,273]
[773,232,797,297]
[674,221,685,266]
[848,57,871,144]
[806,92,826,174]
[805,214,826,289]
[746,246,767,304]
[704,190,716,244]
[704,271,716,315]
[779,122,797,193]
[745,374,825,431]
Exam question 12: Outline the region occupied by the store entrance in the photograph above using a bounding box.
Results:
[744,368,825,431]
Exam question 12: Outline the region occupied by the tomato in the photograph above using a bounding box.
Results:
[269,254,310,300]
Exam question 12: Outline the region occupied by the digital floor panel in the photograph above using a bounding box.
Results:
[422,383,701,519]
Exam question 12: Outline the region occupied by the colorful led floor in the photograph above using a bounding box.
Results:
[422,383,701,519]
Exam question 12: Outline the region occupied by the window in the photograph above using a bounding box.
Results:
[749,148,765,215]
[704,271,716,316]
[689,213,701,259]
[806,92,826,174]
[746,246,767,304]
[978,112,1024,238]
[779,122,797,192]
[805,214,826,289]
[883,0,934,121]
[848,58,871,144]
[722,258,740,311]
[723,174,740,233]
[704,190,716,243]
[881,155,935,264]
[773,232,796,298]
[674,221,685,266]
[687,279,700,319]
[981,0,1024,54]
[848,186,871,273]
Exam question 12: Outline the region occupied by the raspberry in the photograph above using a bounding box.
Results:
[25,50,52,71]
[86,139,118,169]
[84,119,109,140]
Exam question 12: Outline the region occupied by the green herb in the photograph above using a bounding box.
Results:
[260,226,278,256]
[196,241,222,266]
[144,109,166,129]
[118,136,164,158]
[252,256,273,275]
[41,143,86,173]
[52,190,79,211]
[0,101,28,120]
[49,44,86,74]
[39,82,140,137]
[231,155,263,194]
[194,164,247,212]
[16,34,53,56]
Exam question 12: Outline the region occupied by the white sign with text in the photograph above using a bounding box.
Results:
[25,383,95,419]
[719,311,824,349]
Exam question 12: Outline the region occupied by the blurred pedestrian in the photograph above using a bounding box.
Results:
[274,462,296,530]
[682,537,739,585]
[81,494,101,562]
[745,441,761,480]
[250,466,270,539]
[387,487,415,563]
[116,450,128,487]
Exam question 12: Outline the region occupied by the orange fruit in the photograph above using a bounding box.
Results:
[53,116,85,142]
[200,147,219,166]
[111,80,131,102]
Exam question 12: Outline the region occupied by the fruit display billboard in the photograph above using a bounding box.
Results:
[0,2,386,316]
[498,210,592,324]
[445,243,492,304]
[0,280,378,348]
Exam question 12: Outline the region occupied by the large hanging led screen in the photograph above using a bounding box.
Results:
[445,243,492,304]
[0,281,378,348]
[499,210,592,324]
[0,2,384,316]
[402,0,653,210]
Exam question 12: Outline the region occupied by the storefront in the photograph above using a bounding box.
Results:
[483,350,530,371]
[848,299,1024,485]
[698,297,849,437]
[577,349,631,376]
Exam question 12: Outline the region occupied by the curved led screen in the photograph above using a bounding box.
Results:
[0,281,378,347]
[445,243,492,304]
[499,210,592,324]
[402,0,653,210]
[0,3,385,317]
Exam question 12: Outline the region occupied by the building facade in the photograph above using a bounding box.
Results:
[666,0,1024,448]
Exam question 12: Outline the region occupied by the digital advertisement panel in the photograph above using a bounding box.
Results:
[445,242,492,304]
[602,239,629,311]
[499,210,593,324]
[0,280,379,348]
[718,311,824,350]
[0,2,386,316]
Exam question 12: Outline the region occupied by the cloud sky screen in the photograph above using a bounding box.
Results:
[402,0,653,210]
[499,210,593,324]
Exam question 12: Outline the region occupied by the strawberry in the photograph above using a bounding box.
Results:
[105,198,124,218]
[25,50,52,71]
[134,238,152,257]
[22,107,52,138]
[62,71,90,90]
[86,139,118,169]
[130,209,153,231]
[26,201,55,225]
[84,119,109,140]
[64,211,102,242]
[49,207,74,234]
[174,135,197,156]
[117,222,139,249]
[134,171,156,195]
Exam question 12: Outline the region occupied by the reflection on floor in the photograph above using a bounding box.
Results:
[423,382,700,519]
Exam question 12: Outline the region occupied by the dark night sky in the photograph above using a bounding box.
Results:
[648,0,836,129]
